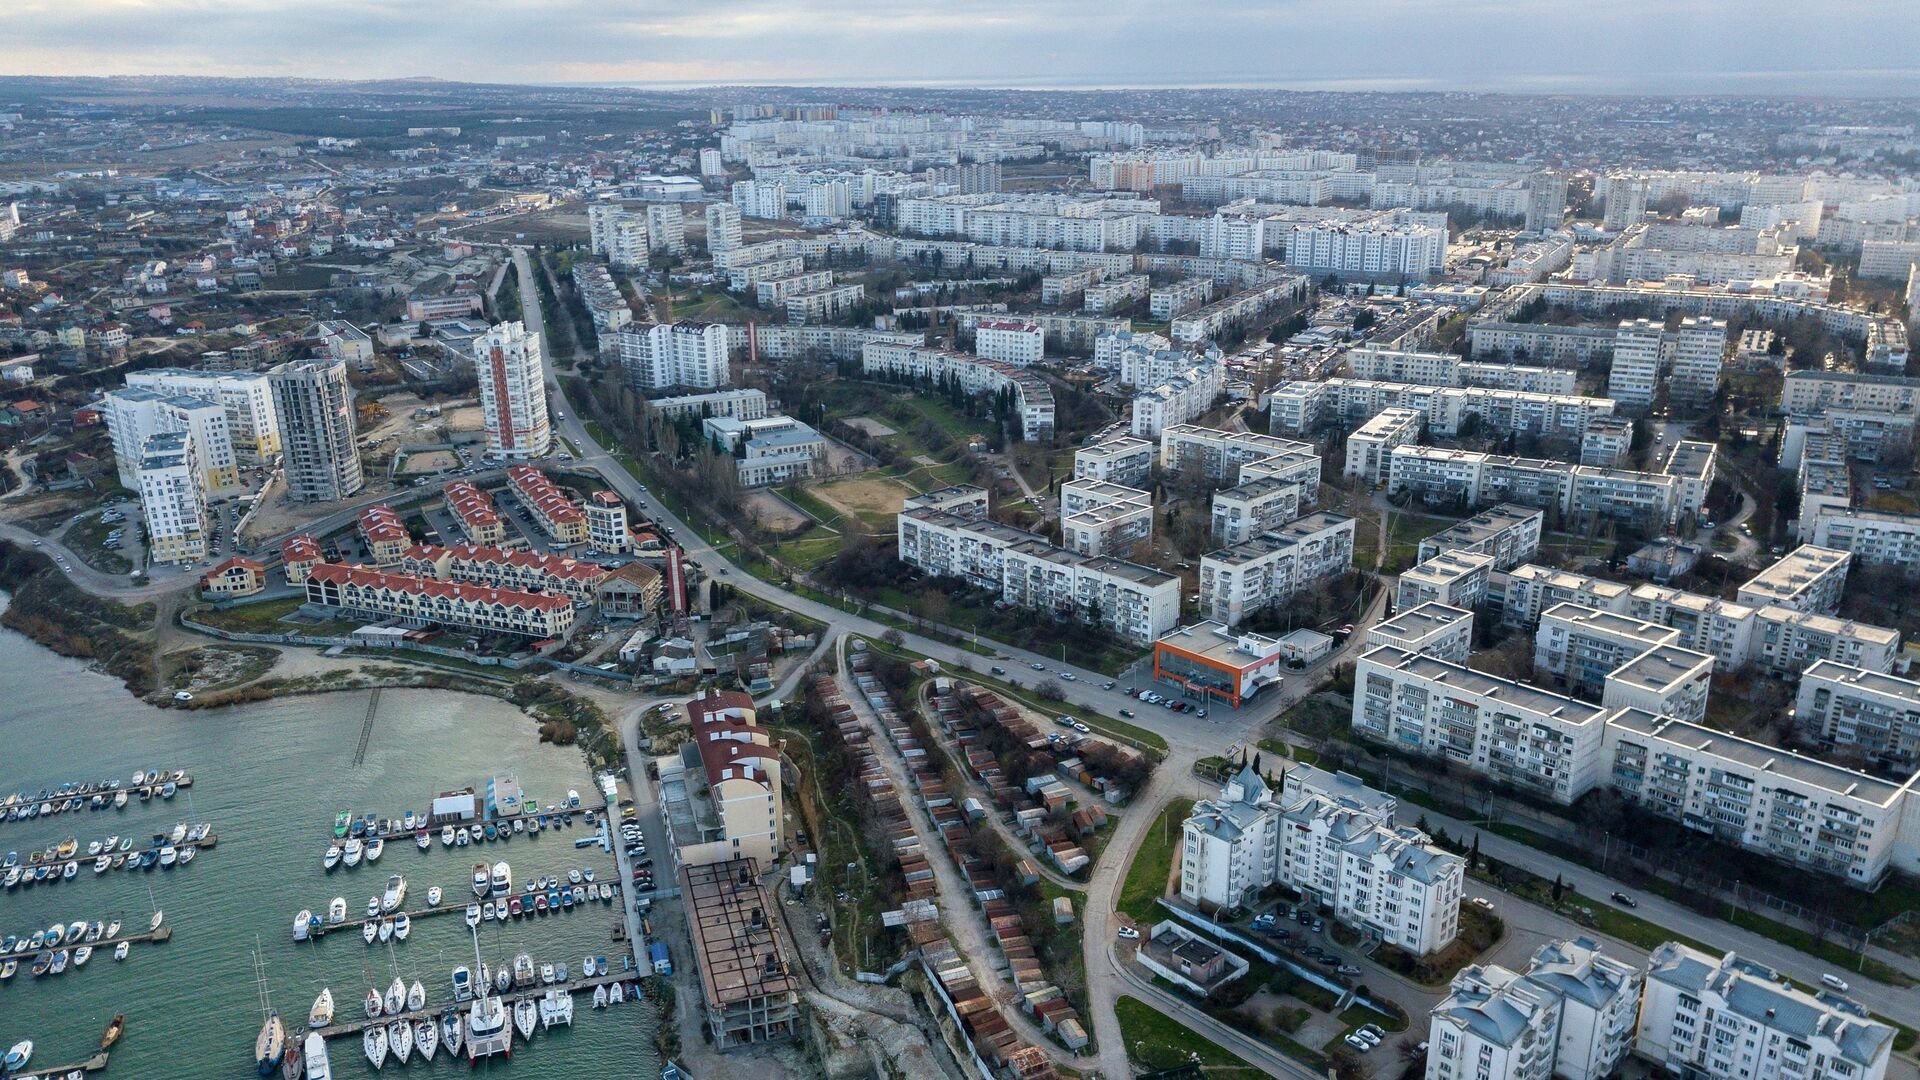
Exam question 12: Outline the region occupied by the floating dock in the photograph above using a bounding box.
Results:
[13,1050,110,1078]
[314,970,645,1042]
[322,805,596,847]
[302,885,621,942]
[3,833,217,891]
[1,773,195,827]
[2,924,172,964]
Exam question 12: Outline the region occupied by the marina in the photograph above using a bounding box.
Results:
[295,874,621,942]
[0,920,172,965]
[312,969,644,1044]
[0,606,663,1079]
[0,772,195,827]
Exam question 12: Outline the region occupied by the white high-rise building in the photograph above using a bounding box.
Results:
[1669,316,1727,407]
[1204,214,1266,260]
[618,322,731,391]
[699,148,724,178]
[124,368,281,465]
[705,202,742,259]
[136,430,209,565]
[473,321,552,460]
[102,387,241,495]
[1609,318,1663,409]
[268,356,364,503]
[1427,939,1642,1080]
[645,204,686,255]
[731,180,786,221]
[588,203,649,269]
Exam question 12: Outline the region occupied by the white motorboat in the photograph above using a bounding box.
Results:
[592,984,607,1008]
[169,823,186,845]
[106,920,121,939]
[464,903,481,928]
[415,1019,438,1061]
[540,963,554,985]
[362,922,377,945]
[493,900,508,923]
[93,855,110,874]
[389,1020,412,1065]
[385,977,405,1016]
[377,917,393,943]
[380,873,407,913]
[309,988,334,1029]
[407,979,426,1012]
[365,896,380,918]
[609,980,625,1005]
[425,885,442,907]
[452,965,473,1001]
[512,998,537,1041]
[364,837,384,863]
[293,910,313,942]
[470,862,490,898]
[415,832,430,852]
[567,868,582,885]
[72,945,91,967]
[489,861,511,898]
[327,897,347,924]
[455,827,470,847]
[5,1041,32,1071]
[363,1025,387,1069]
[582,955,597,977]
[342,839,363,868]
[512,954,535,988]
[393,913,411,941]
[322,845,341,871]
[440,826,454,847]
[303,1032,331,1080]
[482,900,496,921]
[113,941,129,961]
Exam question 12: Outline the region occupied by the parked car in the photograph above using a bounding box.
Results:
[1071,722,1090,734]
[1118,709,1135,718]
[1338,964,1362,976]
[1821,974,1850,992]
[990,666,1006,675]
[1116,926,1140,941]
[1344,1035,1371,1052]
[1469,897,1496,910]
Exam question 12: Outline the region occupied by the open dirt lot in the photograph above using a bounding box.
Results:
[807,475,917,520]
[742,490,813,533]
[398,449,460,475]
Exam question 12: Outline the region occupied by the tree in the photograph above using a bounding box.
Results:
[1551,874,1564,904]
[1470,833,1481,870]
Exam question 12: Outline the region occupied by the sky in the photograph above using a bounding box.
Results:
[8,0,1920,95]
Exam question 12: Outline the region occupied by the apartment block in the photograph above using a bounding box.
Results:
[1752,606,1900,675]
[303,563,575,639]
[647,388,769,423]
[1580,416,1635,467]
[1366,603,1475,665]
[973,320,1045,367]
[104,387,240,494]
[678,859,803,1051]
[1160,424,1320,489]
[124,367,281,464]
[1132,362,1225,438]
[136,430,209,565]
[1416,504,1543,571]
[508,466,588,545]
[1427,939,1642,1080]
[1344,406,1422,484]
[1059,479,1153,557]
[1396,551,1496,612]
[268,356,364,503]
[1627,585,1758,670]
[1181,761,1464,955]
[861,341,1056,441]
[1662,440,1718,520]
[1606,709,1916,885]
[1637,942,1892,1080]
[1073,435,1155,487]
[1354,644,1612,804]
[1735,545,1851,614]
[442,481,506,546]
[1196,512,1355,627]
[585,491,629,553]
[1811,510,1920,574]
[1498,564,1634,629]
[1210,477,1303,545]
[618,321,732,391]
[1609,319,1662,409]
[358,504,409,565]
[1797,660,1920,765]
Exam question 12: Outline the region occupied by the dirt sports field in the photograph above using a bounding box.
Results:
[808,475,918,521]
[742,490,811,532]
[842,417,897,437]
[398,450,460,475]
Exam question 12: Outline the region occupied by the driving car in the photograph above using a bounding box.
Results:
[1118,709,1135,718]
[1609,892,1637,908]
[1030,662,1046,670]
[1821,974,1850,991]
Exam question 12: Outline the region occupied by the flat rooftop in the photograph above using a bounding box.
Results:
[1402,549,1497,584]
[1609,645,1714,691]
[1540,602,1678,646]
[1422,504,1542,547]
[1739,545,1851,604]
[678,859,801,1009]
[1361,644,1608,725]
[1607,708,1914,807]
[1372,602,1474,641]
[1803,659,1920,703]
[1663,440,1717,479]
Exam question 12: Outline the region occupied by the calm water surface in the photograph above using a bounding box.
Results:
[0,596,660,1076]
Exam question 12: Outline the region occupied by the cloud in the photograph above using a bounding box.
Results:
[5,0,1918,94]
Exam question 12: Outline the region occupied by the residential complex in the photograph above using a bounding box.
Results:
[268,356,364,502]
[1196,512,1355,627]
[472,320,552,460]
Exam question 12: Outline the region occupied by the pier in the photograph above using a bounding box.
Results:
[321,805,596,847]
[2,924,172,964]
[13,1050,110,1078]
[313,969,646,1042]
[3,833,218,891]
[1,773,195,827]
[302,886,621,941]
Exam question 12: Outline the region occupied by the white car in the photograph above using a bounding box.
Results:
[1821,974,1850,992]
[1115,926,1140,940]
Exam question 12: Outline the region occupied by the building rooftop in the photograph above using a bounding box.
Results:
[678,859,800,1009]
[1803,659,1920,703]
[1155,621,1284,669]
[1371,602,1474,642]
[1645,941,1893,1068]
[1607,708,1913,807]
[1540,602,1678,648]
[1362,644,1608,725]
[1421,504,1542,549]
[1607,644,1714,692]
[1663,439,1717,479]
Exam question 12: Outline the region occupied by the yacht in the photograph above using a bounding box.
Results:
[393,913,411,941]
[1,1041,29,1072]
[489,861,511,898]
[365,989,383,1020]
[341,839,363,868]
[512,954,535,988]
[388,1020,412,1065]
[363,1026,387,1069]
[415,831,431,852]
[384,977,405,1017]
[380,874,407,913]
[464,902,481,928]
[466,993,511,1062]
[364,836,383,863]
[455,827,470,846]
[440,826,455,847]
[539,988,574,1028]
[308,988,334,1029]
[362,922,377,945]
[451,965,473,1001]
[377,918,393,944]
[322,845,341,871]
[292,910,313,942]
[255,1011,286,1076]
[540,962,555,985]
[494,900,508,922]
[327,898,346,924]
[72,945,91,967]
[113,941,129,961]
[425,886,442,907]
[414,1019,438,1062]
[303,1033,330,1080]
[470,862,490,898]
[441,1012,463,1058]
[512,998,537,1041]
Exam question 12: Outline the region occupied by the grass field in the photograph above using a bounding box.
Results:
[808,474,918,531]
[1118,798,1195,922]
[1114,996,1264,1076]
